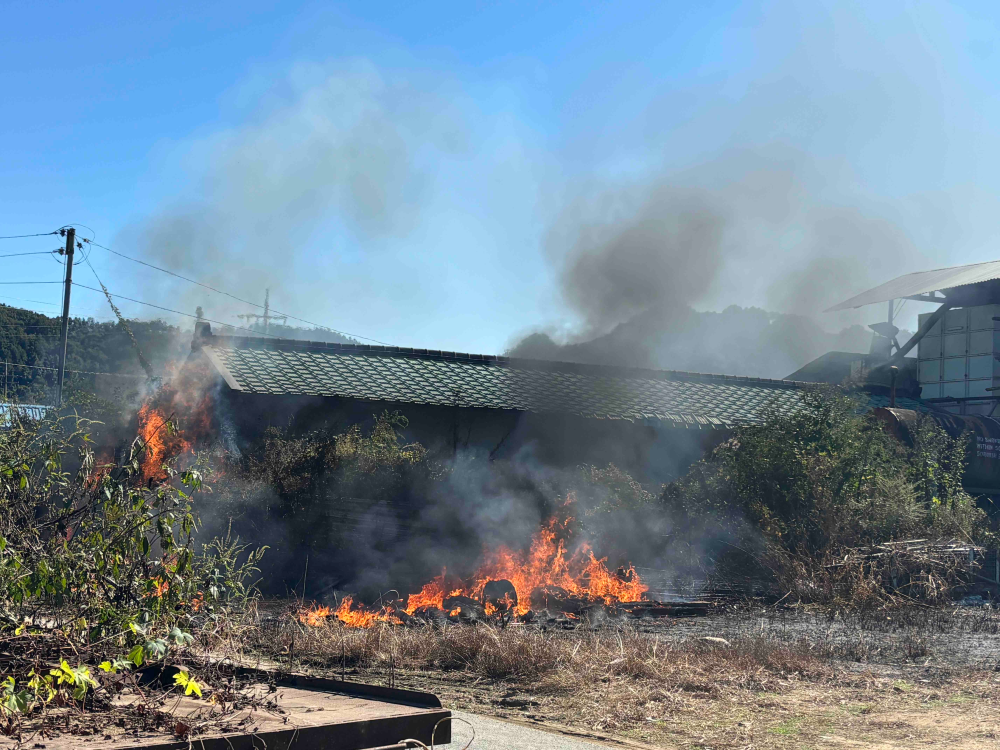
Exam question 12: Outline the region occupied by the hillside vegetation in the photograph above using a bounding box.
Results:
[0,304,354,405]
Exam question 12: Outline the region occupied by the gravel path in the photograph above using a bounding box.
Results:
[443,711,625,749]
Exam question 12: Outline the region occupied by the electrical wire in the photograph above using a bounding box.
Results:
[81,255,157,379]
[47,226,95,268]
[0,360,145,377]
[61,223,95,242]
[0,250,59,259]
[72,281,283,338]
[83,238,389,345]
[0,231,58,240]
[0,295,60,307]
[0,291,129,321]
[0,281,62,285]
[49,244,91,267]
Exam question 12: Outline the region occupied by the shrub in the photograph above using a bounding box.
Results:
[0,410,262,722]
[662,389,992,599]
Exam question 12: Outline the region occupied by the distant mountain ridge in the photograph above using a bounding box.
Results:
[509,304,882,380]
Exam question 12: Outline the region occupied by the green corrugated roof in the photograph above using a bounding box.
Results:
[864,393,930,412]
[0,403,49,422]
[196,333,815,429]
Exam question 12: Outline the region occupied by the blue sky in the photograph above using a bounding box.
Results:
[3,1,1000,352]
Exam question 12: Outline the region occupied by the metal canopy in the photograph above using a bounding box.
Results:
[826,259,1000,311]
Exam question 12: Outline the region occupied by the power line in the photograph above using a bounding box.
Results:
[0,324,60,329]
[0,231,58,240]
[83,238,388,344]
[0,281,62,286]
[0,360,146,377]
[81,252,155,381]
[48,245,91,267]
[72,281,283,338]
[0,294,121,322]
[0,294,61,307]
[0,250,59,259]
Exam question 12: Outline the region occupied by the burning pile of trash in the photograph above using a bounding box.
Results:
[298,500,708,628]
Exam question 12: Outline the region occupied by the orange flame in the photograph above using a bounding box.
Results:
[400,498,648,618]
[298,603,332,626]
[134,360,217,484]
[134,388,216,483]
[403,573,463,615]
[145,577,170,599]
[137,403,172,482]
[297,597,404,628]
[335,596,404,628]
[484,593,515,617]
[297,499,648,628]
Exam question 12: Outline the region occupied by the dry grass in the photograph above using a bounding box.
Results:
[240,606,1000,748]
[257,614,821,687]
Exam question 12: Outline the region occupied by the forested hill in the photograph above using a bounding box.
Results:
[509,304,879,380]
[0,304,355,405]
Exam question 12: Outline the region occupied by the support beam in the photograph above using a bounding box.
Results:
[887,300,895,355]
[883,300,954,367]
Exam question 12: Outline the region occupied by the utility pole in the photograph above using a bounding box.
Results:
[56,227,75,407]
[237,288,286,334]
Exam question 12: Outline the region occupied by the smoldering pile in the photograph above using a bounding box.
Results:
[296,504,712,630]
[298,581,710,631]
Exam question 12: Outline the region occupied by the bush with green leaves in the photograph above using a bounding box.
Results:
[211,410,430,592]
[2,413,188,633]
[0,410,263,731]
[661,389,993,597]
[239,410,429,503]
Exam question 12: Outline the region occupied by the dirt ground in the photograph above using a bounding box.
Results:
[279,605,1000,749]
[390,667,1000,749]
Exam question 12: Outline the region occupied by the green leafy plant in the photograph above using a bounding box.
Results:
[172,670,203,698]
[0,408,264,731]
[0,412,205,637]
[49,661,97,701]
[662,389,993,602]
[98,658,132,674]
[0,677,31,715]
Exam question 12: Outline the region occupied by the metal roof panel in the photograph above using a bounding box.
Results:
[198,336,813,429]
[0,403,49,422]
[826,260,1000,311]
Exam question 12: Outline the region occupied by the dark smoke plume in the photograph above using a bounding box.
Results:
[514,149,919,377]
[554,187,727,336]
